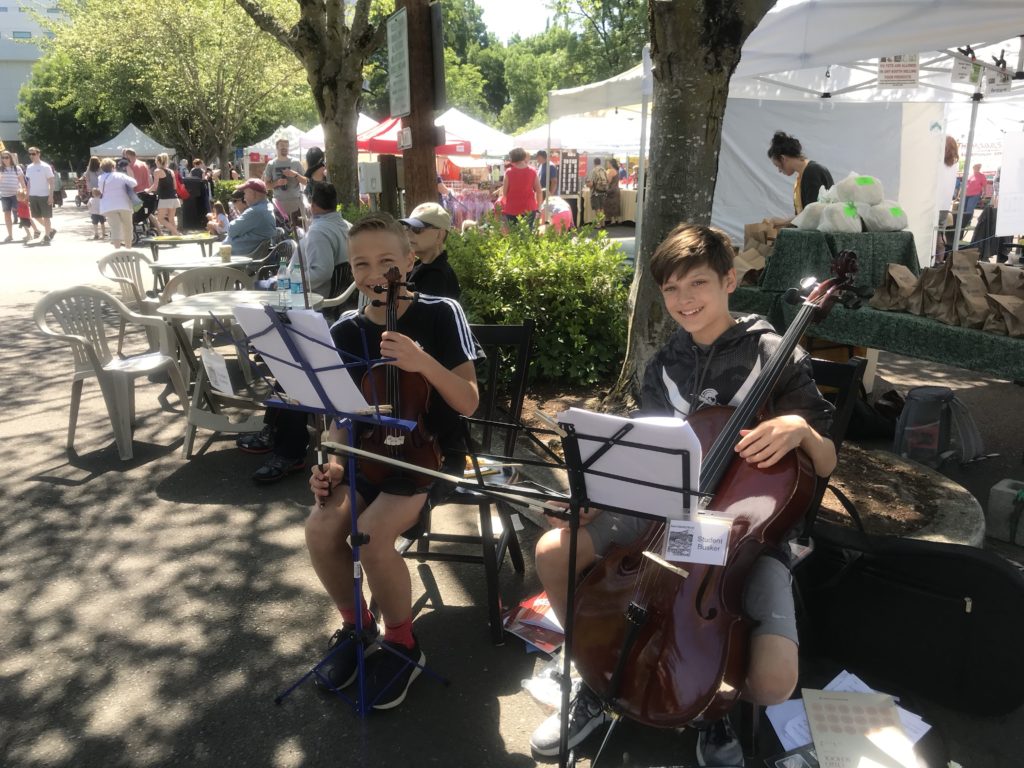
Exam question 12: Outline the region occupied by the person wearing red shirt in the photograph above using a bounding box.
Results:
[123,149,151,193]
[501,147,543,228]
[962,163,986,223]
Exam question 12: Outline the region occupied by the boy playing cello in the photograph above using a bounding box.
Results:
[530,224,836,764]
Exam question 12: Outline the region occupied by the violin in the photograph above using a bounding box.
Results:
[571,252,860,728]
[358,266,442,493]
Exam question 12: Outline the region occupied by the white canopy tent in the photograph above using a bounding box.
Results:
[298,114,379,154]
[436,108,515,157]
[514,113,648,154]
[545,0,1024,262]
[245,125,304,163]
[90,123,173,158]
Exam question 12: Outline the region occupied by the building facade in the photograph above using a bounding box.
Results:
[0,2,60,142]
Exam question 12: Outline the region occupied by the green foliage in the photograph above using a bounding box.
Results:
[447,223,630,386]
[212,180,243,210]
[442,48,489,121]
[551,0,647,78]
[339,202,370,223]
[26,0,313,168]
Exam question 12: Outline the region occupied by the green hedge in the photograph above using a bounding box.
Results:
[446,221,630,387]
[213,180,241,210]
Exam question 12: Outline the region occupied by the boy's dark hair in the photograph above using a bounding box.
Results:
[309,181,338,212]
[767,131,803,161]
[349,211,410,252]
[650,223,735,285]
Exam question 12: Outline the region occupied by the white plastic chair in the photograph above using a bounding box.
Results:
[34,286,188,461]
[97,250,160,354]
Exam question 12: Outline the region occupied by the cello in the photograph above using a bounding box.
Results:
[571,253,859,728]
[357,266,442,493]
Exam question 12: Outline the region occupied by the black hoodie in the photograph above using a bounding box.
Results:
[640,315,833,441]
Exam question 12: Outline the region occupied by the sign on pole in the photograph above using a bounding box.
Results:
[387,8,411,119]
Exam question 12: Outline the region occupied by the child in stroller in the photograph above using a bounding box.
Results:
[132,191,159,244]
[74,176,90,208]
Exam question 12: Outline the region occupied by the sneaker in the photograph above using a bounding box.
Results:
[45,229,56,242]
[251,453,304,484]
[362,638,425,710]
[695,716,743,767]
[314,621,380,692]
[3,235,11,243]
[236,425,274,454]
[530,683,609,758]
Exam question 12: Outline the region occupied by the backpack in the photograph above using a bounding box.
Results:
[892,385,985,466]
[591,166,608,193]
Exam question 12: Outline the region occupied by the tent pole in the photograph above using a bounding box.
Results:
[635,44,652,262]
[952,83,983,254]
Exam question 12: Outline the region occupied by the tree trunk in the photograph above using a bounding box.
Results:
[605,0,773,412]
[310,65,363,207]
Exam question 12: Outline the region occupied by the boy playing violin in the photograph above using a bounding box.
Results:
[530,224,836,764]
[308,213,482,709]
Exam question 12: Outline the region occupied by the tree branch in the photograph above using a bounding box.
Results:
[234,0,297,54]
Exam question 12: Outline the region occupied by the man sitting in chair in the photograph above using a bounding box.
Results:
[224,179,276,256]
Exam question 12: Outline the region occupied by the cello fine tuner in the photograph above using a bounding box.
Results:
[642,551,689,579]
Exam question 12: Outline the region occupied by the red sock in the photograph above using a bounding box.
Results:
[383,618,415,649]
[339,603,374,629]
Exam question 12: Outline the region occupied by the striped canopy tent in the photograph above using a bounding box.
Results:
[357,117,471,155]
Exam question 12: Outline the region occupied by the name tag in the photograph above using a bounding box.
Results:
[662,516,732,566]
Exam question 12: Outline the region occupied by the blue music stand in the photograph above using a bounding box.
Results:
[229,304,445,715]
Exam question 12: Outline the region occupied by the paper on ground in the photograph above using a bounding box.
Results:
[766,670,931,752]
[232,306,368,414]
[555,408,701,519]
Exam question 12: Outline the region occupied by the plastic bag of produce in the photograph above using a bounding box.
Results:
[834,172,885,205]
[862,200,908,232]
[792,201,825,230]
[817,201,863,233]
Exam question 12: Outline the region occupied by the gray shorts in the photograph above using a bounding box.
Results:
[1,195,15,213]
[29,196,52,218]
[584,511,798,645]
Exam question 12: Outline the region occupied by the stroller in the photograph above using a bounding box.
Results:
[74,176,89,208]
[132,192,160,245]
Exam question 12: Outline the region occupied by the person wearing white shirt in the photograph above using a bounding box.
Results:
[24,147,56,243]
[97,157,140,248]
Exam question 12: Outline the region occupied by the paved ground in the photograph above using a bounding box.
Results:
[2,206,1023,767]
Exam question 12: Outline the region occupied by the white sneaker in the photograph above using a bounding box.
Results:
[529,683,609,757]
[695,716,744,767]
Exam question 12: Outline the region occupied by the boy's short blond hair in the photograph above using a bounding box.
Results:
[650,223,735,285]
[349,212,411,253]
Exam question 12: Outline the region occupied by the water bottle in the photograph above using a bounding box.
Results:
[290,262,303,304]
[277,261,291,309]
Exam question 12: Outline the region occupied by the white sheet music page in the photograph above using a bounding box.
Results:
[232,306,369,413]
[555,408,702,520]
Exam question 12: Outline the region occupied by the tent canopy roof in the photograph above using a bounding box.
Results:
[90,123,173,158]
[299,115,378,153]
[435,108,513,156]
[245,125,305,162]
[548,0,1024,116]
[357,118,471,155]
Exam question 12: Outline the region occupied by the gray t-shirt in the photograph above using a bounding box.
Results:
[263,158,303,202]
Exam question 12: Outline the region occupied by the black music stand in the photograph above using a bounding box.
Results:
[228,303,449,715]
[553,415,701,768]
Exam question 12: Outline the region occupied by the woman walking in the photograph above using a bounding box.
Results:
[148,153,180,235]
[98,157,139,248]
[0,150,25,242]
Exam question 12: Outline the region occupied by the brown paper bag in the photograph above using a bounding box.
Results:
[987,294,1024,338]
[952,268,991,329]
[743,219,780,251]
[907,266,952,318]
[869,263,919,311]
[734,247,766,285]
[983,295,1009,335]
[977,262,1002,293]
[998,265,1024,298]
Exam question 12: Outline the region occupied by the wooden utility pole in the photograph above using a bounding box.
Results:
[398,0,438,210]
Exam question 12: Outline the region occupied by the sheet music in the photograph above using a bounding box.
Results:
[556,408,701,519]
[232,306,369,413]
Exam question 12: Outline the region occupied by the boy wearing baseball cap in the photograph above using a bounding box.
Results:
[399,202,461,300]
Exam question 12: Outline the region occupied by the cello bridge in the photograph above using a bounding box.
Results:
[384,435,406,447]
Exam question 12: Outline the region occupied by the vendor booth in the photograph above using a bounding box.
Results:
[90,123,174,158]
[542,1,1024,262]
[298,114,379,154]
[243,125,304,178]
[357,117,471,155]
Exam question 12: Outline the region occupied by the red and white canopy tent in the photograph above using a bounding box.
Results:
[357,117,472,155]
